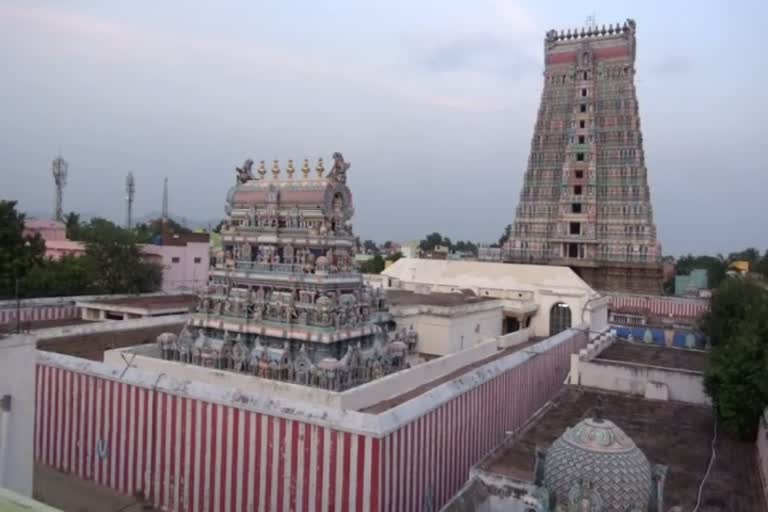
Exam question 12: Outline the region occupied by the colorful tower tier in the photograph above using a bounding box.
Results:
[158,153,413,390]
[504,19,662,294]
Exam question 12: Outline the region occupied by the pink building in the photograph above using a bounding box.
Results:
[141,233,210,292]
[23,219,86,260]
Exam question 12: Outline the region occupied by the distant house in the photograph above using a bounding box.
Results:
[140,232,210,292]
[674,269,708,297]
[23,219,85,260]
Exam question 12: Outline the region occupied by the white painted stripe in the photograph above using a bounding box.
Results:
[258,414,268,512]
[235,408,245,512]
[225,406,234,512]
[164,395,172,509]
[34,368,42,461]
[205,402,213,512]
[55,369,63,469]
[193,400,202,512]
[87,375,95,479]
[119,383,127,492]
[93,375,101,482]
[334,431,344,512]
[214,404,224,512]
[77,375,85,479]
[321,428,330,512]
[296,422,305,512]
[146,389,155,500]
[247,413,256,512]
[283,420,293,512]
[270,418,279,512]
[363,435,372,512]
[183,397,191,510]
[308,425,318,512]
[349,433,358,512]
[137,388,145,493]
[174,397,183,510]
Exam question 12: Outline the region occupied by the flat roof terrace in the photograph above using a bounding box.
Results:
[596,340,708,372]
[480,387,763,511]
[77,294,197,320]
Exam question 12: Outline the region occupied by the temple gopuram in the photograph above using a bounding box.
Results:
[157,153,415,390]
[501,20,663,294]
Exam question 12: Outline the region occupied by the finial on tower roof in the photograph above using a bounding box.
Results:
[257,160,267,178]
[315,157,325,178]
[271,159,280,178]
[286,159,295,179]
[301,158,310,178]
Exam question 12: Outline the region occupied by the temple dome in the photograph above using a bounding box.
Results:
[543,417,652,511]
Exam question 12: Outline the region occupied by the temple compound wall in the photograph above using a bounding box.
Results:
[33,327,587,512]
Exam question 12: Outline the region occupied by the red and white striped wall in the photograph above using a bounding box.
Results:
[608,293,709,319]
[0,304,78,325]
[34,330,586,512]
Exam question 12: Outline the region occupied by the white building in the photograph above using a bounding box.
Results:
[382,259,609,338]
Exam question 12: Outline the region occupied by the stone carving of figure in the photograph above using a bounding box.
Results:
[252,303,263,321]
[329,152,350,184]
[236,159,254,184]
[241,243,251,261]
[284,244,294,265]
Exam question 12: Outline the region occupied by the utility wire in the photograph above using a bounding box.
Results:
[693,418,717,512]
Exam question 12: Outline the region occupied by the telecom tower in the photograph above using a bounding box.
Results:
[161,177,168,225]
[125,172,135,229]
[51,156,69,221]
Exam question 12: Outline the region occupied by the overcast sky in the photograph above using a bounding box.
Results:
[1,0,766,255]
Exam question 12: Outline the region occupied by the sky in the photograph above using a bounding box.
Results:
[0,0,766,256]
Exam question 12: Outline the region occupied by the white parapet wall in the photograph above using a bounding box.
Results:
[569,333,710,405]
[0,334,36,496]
[104,324,535,412]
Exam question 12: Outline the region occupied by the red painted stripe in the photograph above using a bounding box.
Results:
[253,413,262,512]
[370,438,380,512]
[198,402,208,512]
[328,429,337,512]
[276,417,286,512]
[241,411,251,512]
[355,435,365,512]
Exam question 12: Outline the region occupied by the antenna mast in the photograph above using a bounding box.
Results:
[51,156,69,221]
[125,172,135,229]
[161,177,169,225]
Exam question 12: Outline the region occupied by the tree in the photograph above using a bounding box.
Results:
[84,222,162,293]
[755,250,768,279]
[359,254,385,274]
[24,256,93,298]
[702,278,768,440]
[64,211,81,240]
[386,251,403,264]
[497,224,512,248]
[419,232,445,252]
[362,240,379,254]
[675,254,727,288]
[0,201,46,299]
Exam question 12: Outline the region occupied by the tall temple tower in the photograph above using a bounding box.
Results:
[504,19,662,294]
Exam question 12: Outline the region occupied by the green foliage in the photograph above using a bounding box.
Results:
[133,217,192,243]
[387,251,403,264]
[64,211,81,239]
[362,240,379,254]
[497,223,512,248]
[23,256,94,298]
[359,254,385,274]
[84,225,162,294]
[418,232,477,256]
[675,254,726,288]
[702,277,768,440]
[0,200,46,298]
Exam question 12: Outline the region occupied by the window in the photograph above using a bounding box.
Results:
[575,170,584,179]
[583,71,588,80]
[194,257,202,264]
[550,302,572,336]
[581,88,587,97]
[579,120,586,129]
[576,152,585,161]
[580,104,587,113]
[171,257,180,264]
[578,135,585,144]
[574,185,583,195]
[571,203,582,214]
[570,222,581,235]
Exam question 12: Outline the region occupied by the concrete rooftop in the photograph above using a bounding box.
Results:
[480,387,763,511]
[596,340,709,373]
